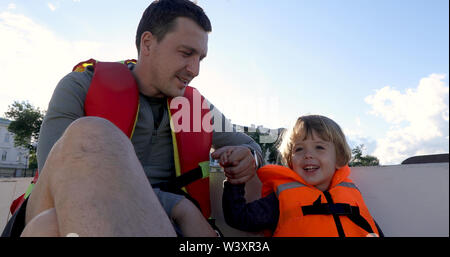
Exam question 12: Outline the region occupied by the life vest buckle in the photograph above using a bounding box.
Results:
[327,203,353,215]
[302,203,353,216]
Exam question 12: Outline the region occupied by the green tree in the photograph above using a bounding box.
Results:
[349,144,380,167]
[4,101,45,170]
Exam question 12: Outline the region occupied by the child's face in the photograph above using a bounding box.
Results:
[290,129,339,191]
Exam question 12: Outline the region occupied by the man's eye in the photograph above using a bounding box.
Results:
[181,51,192,57]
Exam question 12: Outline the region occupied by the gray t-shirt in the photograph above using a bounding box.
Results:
[37,64,262,214]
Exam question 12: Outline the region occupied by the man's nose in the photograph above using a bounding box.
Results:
[186,57,200,78]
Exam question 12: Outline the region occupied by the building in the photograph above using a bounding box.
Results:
[0,118,29,177]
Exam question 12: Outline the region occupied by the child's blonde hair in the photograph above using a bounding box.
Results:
[278,115,352,168]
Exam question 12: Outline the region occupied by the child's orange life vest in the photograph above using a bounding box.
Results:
[258,164,380,237]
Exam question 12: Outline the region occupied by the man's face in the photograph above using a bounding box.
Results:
[290,130,339,192]
[142,17,208,97]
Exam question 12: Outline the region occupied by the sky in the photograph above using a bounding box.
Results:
[0,0,448,165]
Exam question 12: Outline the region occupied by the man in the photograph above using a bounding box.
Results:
[3,0,261,237]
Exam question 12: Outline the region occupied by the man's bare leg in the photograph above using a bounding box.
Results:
[24,117,176,236]
[171,198,217,237]
[21,208,58,237]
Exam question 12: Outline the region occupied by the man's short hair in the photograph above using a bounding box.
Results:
[136,0,212,54]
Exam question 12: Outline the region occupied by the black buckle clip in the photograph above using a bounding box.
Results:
[327,203,353,215]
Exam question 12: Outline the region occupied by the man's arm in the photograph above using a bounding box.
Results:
[209,103,262,162]
[209,103,263,184]
[37,70,93,172]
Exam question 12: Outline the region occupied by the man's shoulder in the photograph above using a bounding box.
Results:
[60,66,94,90]
[61,61,135,91]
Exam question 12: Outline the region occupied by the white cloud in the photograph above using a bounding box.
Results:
[355,117,361,127]
[7,3,16,10]
[47,3,57,12]
[344,117,363,137]
[365,74,449,164]
[0,12,136,117]
[343,117,378,158]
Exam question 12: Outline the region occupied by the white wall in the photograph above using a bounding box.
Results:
[348,163,449,237]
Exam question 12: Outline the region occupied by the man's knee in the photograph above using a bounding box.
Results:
[65,117,129,146]
[53,117,133,160]
[21,208,59,237]
[67,116,122,134]
[26,117,146,231]
[40,116,138,192]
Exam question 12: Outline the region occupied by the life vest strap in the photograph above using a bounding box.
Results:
[302,194,374,236]
[302,202,354,216]
[346,210,375,235]
[158,162,210,192]
[153,163,210,216]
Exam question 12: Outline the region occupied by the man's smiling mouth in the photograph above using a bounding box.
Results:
[177,76,189,87]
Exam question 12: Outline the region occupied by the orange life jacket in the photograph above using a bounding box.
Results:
[258,164,380,237]
[11,59,213,218]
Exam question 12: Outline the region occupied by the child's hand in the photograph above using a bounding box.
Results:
[212,148,238,183]
[219,148,234,167]
[212,146,257,185]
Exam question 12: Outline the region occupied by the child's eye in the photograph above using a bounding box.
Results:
[316,145,325,150]
[294,147,303,152]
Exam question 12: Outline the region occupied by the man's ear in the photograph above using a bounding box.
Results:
[140,31,156,56]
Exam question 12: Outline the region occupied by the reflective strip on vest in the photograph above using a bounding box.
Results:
[198,161,211,179]
[336,182,360,192]
[276,181,359,198]
[24,183,35,199]
[167,99,182,178]
[276,181,307,198]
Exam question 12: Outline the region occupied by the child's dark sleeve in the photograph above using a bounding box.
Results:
[222,181,279,232]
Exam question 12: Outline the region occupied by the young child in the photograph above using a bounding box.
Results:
[222,115,383,237]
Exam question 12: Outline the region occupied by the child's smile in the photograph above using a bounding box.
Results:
[290,130,340,191]
[302,164,320,173]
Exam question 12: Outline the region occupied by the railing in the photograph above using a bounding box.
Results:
[0,169,36,178]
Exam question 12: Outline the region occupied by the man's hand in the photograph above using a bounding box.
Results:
[211,146,257,184]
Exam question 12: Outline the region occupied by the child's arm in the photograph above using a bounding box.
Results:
[171,198,217,237]
[222,181,279,232]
